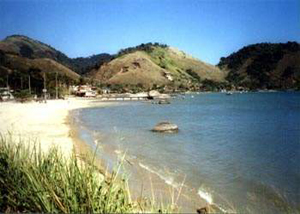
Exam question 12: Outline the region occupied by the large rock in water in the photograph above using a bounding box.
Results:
[152,122,178,133]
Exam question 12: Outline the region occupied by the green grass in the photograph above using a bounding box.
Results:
[0,134,176,213]
[146,47,199,83]
[4,134,298,214]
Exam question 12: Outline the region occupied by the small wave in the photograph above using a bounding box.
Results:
[113,126,118,133]
[138,162,180,189]
[213,204,229,213]
[114,150,122,155]
[197,188,233,213]
[198,188,213,204]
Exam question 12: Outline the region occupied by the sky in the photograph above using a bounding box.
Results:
[0,0,299,64]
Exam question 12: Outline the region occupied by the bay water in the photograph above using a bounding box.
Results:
[73,92,300,213]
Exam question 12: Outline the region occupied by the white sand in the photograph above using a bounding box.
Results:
[0,98,110,157]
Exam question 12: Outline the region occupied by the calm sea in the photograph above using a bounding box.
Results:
[73,92,300,213]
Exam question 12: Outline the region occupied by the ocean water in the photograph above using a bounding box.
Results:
[74,92,300,213]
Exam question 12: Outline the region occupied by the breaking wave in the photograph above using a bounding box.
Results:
[138,162,180,189]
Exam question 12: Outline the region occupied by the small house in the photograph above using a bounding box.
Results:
[0,87,14,101]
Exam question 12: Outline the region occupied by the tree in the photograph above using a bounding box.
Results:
[79,77,85,85]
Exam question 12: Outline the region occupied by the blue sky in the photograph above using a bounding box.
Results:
[0,0,299,64]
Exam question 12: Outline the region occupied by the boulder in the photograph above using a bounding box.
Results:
[196,207,208,214]
[152,122,178,133]
[148,90,160,98]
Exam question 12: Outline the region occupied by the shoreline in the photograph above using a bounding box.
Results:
[67,107,113,177]
[0,97,210,213]
[1,92,298,213]
[68,100,211,213]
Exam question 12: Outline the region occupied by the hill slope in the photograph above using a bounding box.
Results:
[0,35,81,95]
[0,35,112,74]
[217,42,300,90]
[0,35,73,66]
[89,43,226,90]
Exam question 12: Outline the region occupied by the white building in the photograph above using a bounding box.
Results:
[0,88,14,101]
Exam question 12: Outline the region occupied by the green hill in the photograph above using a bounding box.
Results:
[88,43,226,91]
[217,42,300,90]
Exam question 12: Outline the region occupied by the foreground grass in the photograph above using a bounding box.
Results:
[0,135,175,213]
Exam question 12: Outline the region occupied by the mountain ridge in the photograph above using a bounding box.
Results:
[0,35,299,93]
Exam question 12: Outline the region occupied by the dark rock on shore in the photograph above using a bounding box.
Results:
[152,122,178,133]
[197,207,208,214]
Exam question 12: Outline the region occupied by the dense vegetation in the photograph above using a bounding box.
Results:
[0,135,177,213]
[218,42,300,90]
[72,54,113,74]
[117,42,168,57]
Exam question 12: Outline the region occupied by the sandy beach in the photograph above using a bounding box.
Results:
[0,97,210,212]
[0,98,110,157]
